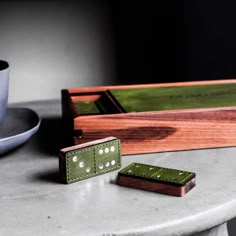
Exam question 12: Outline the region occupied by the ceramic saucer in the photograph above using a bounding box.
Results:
[0,107,40,155]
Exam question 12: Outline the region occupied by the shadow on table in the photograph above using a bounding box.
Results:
[33,168,61,184]
[33,117,66,156]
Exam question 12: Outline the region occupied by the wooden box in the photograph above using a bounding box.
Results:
[61,80,236,155]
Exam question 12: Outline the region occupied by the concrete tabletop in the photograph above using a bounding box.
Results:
[1,100,236,236]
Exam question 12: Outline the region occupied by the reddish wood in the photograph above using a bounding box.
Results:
[62,80,236,155]
[71,94,101,102]
[117,175,196,197]
[67,79,236,94]
[60,136,117,154]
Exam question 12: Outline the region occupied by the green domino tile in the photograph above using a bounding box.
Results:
[59,137,121,184]
[121,163,160,178]
[65,147,95,183]
[94,140,121,175]
[119,163,195,186]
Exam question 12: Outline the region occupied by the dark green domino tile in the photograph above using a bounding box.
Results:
[119,163,195,186]
[150,168,195,185]
[120,163,160,178]
[60,137,121,184]
[94,140,121,174]
[65,147,95,183]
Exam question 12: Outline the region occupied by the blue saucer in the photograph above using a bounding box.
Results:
[0,107,40,155]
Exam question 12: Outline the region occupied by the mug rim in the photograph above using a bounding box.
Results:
[0,60,9,71]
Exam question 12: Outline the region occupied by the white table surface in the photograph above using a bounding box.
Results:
[1,100,236,236]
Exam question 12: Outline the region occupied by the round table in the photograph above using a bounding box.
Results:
[0,100,236,236]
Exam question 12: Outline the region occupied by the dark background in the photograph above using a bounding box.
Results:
[112,0,236,84]
[2,0,236,102]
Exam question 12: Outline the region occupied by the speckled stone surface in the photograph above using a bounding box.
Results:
[1,100,236,235]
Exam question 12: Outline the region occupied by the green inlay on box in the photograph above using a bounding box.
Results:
[74,94,122,115]
[74,101,101,115]
[109,83,236,112]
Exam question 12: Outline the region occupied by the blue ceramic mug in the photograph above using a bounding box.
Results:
[0,60,9,125]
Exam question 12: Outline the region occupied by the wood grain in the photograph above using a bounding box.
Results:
[72,108,236,154]
[62,80,236,155]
